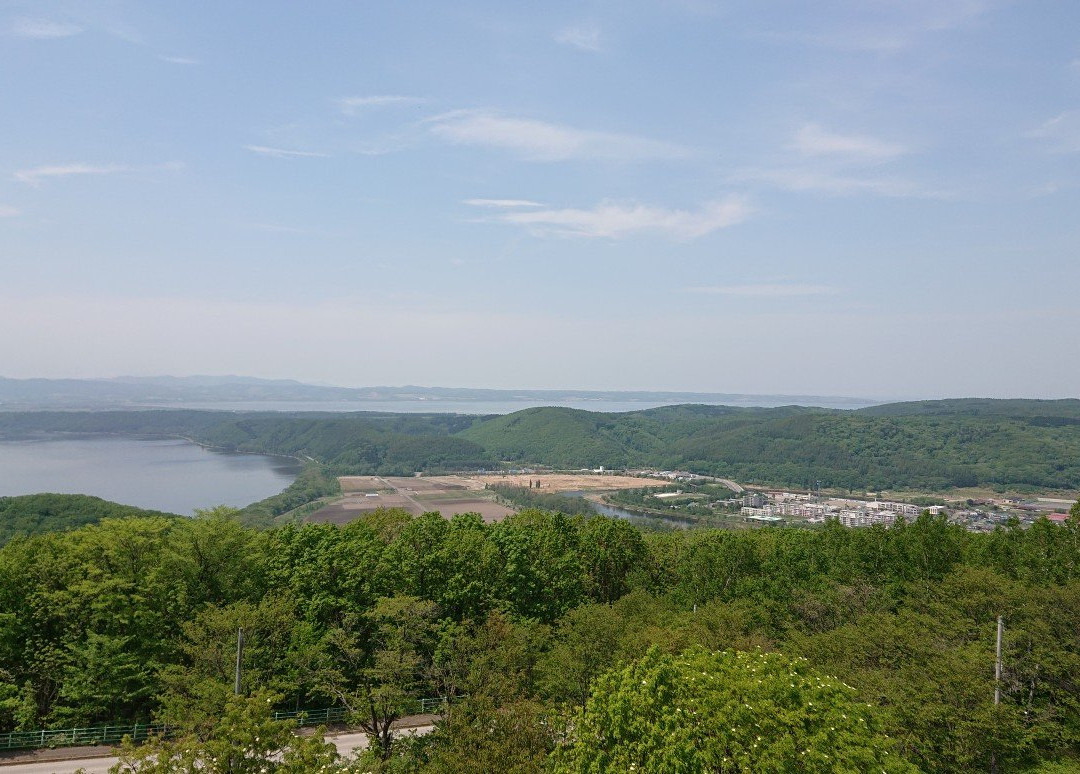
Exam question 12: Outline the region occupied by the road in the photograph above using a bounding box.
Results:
[714,477,745,494]
[377,477,426,513]
[0,725,434,773]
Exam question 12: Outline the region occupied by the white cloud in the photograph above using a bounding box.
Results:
[463,198,543,208]
[731,167,948,199]
[1028,110,1080,153]
[160,55,199,65]
[14,163,127,185]
[486,196,751,240]
[244,145,329,159]
[555,23,603,52]
[688,284,838,298]
[791,124,907,161]
[10,17,82,38]
[14,161,182,185]
[337,95,425,115]
[774,0,991,53]
[426,110,692,162]
[0,204,20,217]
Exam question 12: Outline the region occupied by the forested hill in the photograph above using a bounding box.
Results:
[858,397,1080,420]
[459,402,1080,491]
[0,493,176,545]
[0,410,487,476]
[2,398,1080,491]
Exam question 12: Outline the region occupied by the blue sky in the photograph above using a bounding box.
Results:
[1,0,1078,399]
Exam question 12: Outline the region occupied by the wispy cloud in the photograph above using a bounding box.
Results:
[473,196,750,240]
[1028,110,1080,153]
[244,222,310,234]
[160,55,199,65]
[10,17,82,38]
[0,204,20,218]
[791,124,907,161]
[463,198,544,208]
[687,283,838,298]
[730,167,947,199]
[555,23,603,52]
[772,0,992,53]
[14,161,182,185]
[244,145,329,159]
[14,163,127,185]
[337,95,425,115]
[427,110,692,162]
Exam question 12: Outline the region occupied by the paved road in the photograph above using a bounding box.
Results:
[714,477,745,494]
[0,725,434,773]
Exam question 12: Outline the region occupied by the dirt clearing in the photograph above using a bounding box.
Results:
[475,473,657,492]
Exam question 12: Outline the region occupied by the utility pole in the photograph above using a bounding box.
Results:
[234,627,245,696]
[994,616,1003,706]
[991,616,1004,774]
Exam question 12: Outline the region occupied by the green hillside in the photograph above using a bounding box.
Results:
[4,399,1080,492]
[858,398,1080,420]
[0,493,176,545]
[461,402,1080,491]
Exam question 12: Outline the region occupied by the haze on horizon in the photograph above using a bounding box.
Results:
[1,1,1078,400]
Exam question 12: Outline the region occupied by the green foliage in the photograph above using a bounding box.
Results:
[0,494,175,545]
[238,464,342,527]
[6,398,1080,490]
[461,403,1080,490]
[3,502,1080,771]
[110,689,340,773]
[554,645,916,772]
[488,484,596,517]
[423,696,555,774]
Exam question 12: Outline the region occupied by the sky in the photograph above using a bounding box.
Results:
[1,0,1078,400]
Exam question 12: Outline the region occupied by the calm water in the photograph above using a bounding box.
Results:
[145,396,874,414]
[0,435,301,515]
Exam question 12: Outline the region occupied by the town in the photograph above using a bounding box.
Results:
[618,469,1075,532]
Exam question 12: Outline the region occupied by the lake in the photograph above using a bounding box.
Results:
[143,395,876,414]
[0,435,301,515]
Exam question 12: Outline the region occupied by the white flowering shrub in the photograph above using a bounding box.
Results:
[554,646,919,773]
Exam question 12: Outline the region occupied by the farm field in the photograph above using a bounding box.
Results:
[308,475,514,524]
[474,472,658,492]
[308,472,655,525]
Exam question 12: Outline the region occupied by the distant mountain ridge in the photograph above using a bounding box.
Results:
[0,375,879,411]
[3,397,1079,491]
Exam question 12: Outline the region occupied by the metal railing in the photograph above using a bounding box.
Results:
[0,697,447,752]
[0,723,166,751]
[272,696,446,724]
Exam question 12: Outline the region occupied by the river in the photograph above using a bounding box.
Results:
[0,435,301,515]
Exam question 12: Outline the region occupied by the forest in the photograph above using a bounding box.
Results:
[1,503,1079,772]
[3,398,1080,493]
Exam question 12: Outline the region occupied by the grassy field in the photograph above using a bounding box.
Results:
[308,474,515,524]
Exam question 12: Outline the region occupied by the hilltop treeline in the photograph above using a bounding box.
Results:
[0,494,175,546]
[2,505,1080,771]
[3,398,1080,490]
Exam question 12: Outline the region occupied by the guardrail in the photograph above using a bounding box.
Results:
[272,696,445,725]
[0,723,166,751]
[0,697,448,752]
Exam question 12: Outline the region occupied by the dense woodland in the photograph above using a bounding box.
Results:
[3,398,1080,493]
[1,505,1080,771]
[0,494,175,546]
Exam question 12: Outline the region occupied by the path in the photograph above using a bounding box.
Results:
[0,723,435,773]
[377,477,425,513]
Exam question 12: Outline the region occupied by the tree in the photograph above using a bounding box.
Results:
[109,689,339,773]
[319,596,439,760]
[554,646,917,773]
[423,696,555,774]
[539,604,622,715]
